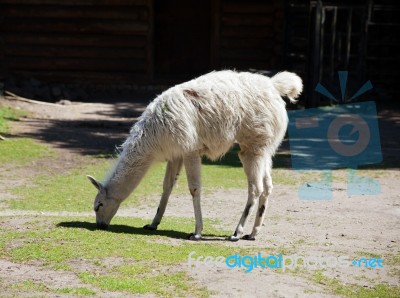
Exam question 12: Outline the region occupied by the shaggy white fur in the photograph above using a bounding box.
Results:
[88,70,303,241]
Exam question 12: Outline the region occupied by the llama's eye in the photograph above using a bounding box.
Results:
[94,203,103,212]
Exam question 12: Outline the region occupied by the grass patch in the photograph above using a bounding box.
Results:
[387,253,400,277]
[0,106,26,134]
[353,251,382,260]
[10,160,173,212]
[0,106,52,164]
[0,215,249,297]
[10,161,112,211]
[56,287,96,296]
[10,280,47,292]
[3,216,243,266]
[313,271,400,298]
[79,271,210,297]
[387,253,400,266]
[0,138,53,164]
[10,151,298,212]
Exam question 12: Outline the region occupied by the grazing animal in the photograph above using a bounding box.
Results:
[88,70,302,241]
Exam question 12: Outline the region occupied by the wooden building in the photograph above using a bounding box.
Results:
[286,0,399,106]
[0,0,284,85]
[0,0,398,105]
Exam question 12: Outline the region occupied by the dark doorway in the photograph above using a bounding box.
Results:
[154,0,211,81]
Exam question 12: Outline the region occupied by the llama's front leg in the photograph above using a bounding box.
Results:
[143,158,183,230]
[184,153,202,241]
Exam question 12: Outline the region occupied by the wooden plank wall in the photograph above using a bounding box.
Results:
[214,0,284,71]
[0,0,153,84]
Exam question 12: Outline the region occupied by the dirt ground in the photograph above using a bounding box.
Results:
[0,95,399,297]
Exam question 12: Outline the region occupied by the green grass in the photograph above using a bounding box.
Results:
[10,160,174,211]
[56,287,96,296]
[5,213,398,297]
[79,271,210,297]
[0,137,53,164]
[313,271,400,298]
[0,106,52,164]
[0,215,246,297]
[10,161,112,211]
[9,151,299,212]
[353,251,382,260]
[388,253,400,266]
[2,216,242,266]
[8,280,48,294]
[0,106,26,134]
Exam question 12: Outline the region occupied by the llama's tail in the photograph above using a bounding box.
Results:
[271,71,303,103]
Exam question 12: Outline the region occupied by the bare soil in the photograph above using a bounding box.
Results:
[0,95,399,297]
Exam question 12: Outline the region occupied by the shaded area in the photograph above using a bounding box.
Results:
[373,110,400,168]
[82,101,148,119]
[57,221,227,241]
[8,100,149,156]
[202,143,292,169]
[17,118,132,156]
[5,97,400,168]
[202,144,242,167]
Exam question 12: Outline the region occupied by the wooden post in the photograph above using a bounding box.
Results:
[147,0,154,82]
[210,0,221,70]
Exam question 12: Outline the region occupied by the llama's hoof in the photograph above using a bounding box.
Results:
[242,234,256,241]
[227,235,240,242]
[188,233,201,241]
[143,224,157,231]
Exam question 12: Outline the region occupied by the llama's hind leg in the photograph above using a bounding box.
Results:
[228,151,264,242]
[184,153,203,241]
[243,156,273,240]
[143,158,183,230]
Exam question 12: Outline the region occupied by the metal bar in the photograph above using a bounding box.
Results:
[357,1,371,81]
[210,0,221,69]
[330,7,337,81]
[309,0,323,107]
[319,6,325,86]
[147,0,154,81]
[345,8,353,69]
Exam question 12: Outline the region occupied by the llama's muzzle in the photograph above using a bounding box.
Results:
[97,221,109,230]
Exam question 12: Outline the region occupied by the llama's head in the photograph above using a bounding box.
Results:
[87,175,120,230]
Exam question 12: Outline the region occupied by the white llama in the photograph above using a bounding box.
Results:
[88,70,302,241]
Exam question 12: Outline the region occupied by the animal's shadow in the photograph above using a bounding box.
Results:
[57,221,227,241]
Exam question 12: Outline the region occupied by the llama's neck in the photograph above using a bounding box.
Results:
[104,141,154,202]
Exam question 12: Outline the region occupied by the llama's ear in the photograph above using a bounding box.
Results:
[87,175,103,191]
